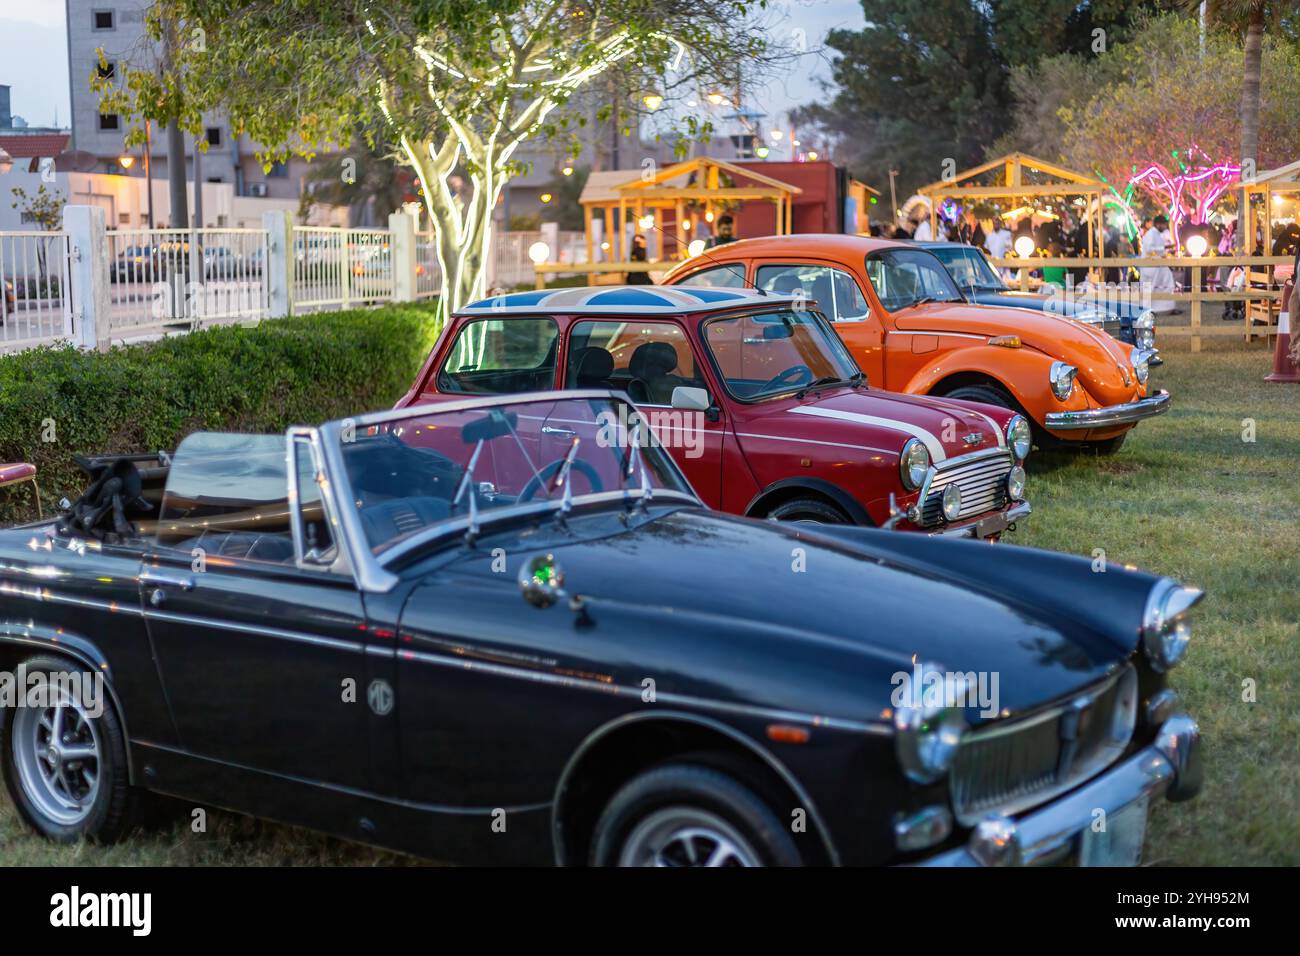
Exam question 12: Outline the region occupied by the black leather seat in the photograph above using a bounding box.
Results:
[175,530,296,563]
[359,496,453,545]
[571,346,615,388]
[626,341,680,404]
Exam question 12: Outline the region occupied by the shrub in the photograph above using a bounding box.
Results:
[0,305,442,521]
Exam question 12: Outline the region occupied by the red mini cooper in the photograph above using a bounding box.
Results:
[397,286,1032,538]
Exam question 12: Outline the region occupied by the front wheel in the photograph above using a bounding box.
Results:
[1086,433,1127,455]
[1,654,134,844]
[765,497,850,524]
[591,763,802,867]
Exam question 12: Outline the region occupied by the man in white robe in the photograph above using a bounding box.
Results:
[1140,214,1176,313]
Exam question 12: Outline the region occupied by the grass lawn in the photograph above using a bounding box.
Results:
[1,323,1295,865]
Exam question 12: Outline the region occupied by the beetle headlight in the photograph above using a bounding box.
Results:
[900,438,930,491]
[1135,310,1156,349]
[1130,347,1149,385]
[894,662,968,784]
[1005,414,1031,461]
[941,483,962,521]
[1049,361,1077,401]
[1141,581,1203,673]
[1006,465,1026,501]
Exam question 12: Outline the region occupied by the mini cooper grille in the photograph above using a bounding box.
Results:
[949,666,1137,825]
[919,449,1013,525]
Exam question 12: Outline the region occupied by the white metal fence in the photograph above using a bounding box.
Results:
[0,207,588,355]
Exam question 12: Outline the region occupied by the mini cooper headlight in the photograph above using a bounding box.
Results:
[1006,465,1026,501]
[941,483,962,521]
[1005,414,1031,461]
[1049,361,1077,401]
[1130,347,1149,385]
[1141,580,1203,673]
[1135,310,1156,350]
[894,663,968,784]
[900,438,930,490]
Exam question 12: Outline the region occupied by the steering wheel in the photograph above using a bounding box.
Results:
[762,364,814,393]
[518,457,605,503]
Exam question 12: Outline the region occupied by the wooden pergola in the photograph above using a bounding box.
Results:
[579,156,802,263]
[1245,159,1300,250]
[918,151,1106,258]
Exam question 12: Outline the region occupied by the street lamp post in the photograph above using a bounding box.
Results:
[144,120,154,228]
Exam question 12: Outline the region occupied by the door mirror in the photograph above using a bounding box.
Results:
[671,386,711,411]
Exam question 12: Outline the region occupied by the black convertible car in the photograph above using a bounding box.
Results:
[0,392,1201,866]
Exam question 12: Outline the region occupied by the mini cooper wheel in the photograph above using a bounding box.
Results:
[1,654,132,843]
[766,497,850,524]
[590,763,801,867]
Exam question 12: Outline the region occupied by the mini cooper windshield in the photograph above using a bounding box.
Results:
[864,248,965,311]
[336,395,695,556]
[703,308,861,401]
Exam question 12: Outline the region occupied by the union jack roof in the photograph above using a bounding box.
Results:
[460,285,799,315]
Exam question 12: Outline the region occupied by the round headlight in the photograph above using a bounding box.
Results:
[1005,414,1031,461]
[899,438,930,491]
[1130,347,1149,385]
[1049,361,1077,401]
[893,664,968,784]
[1142,581,1203,673]
[1006,464,1026,501]
[941,482,962,521]
[1135,310,1156,350]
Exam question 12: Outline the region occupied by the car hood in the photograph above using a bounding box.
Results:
[893,301,1139,404]
[408,509,1145,728]
[746,386,1011,465]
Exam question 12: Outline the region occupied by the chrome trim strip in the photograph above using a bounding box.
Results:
[143,609,366,654]
[888,330,989,341]
[398,647,892,736]
[1043,390,1171,431]
[0,583,146,616]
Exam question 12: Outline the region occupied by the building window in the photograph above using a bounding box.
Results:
[97,61,116,80]
[92,9,115,30]
[205,127,222,147]
[118,212,131,225]
[267,161,288,178]
[98,113,120,131]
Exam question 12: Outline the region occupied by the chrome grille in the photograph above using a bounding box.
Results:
[919,449,1013,525]
[949,666,1137,825]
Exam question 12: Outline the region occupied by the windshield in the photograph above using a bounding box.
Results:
[702,308,859,401]
[335,396,695,555]
[863,249,965,311]
[929,246,1007,293]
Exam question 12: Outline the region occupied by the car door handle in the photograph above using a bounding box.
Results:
[541,426,576,437]
[142,571,195,606]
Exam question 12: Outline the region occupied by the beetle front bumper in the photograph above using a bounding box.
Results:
[1043,389,1171,431]
[916,714,1201,866]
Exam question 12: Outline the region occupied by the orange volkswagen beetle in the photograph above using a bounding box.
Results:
[665,235,1168,453]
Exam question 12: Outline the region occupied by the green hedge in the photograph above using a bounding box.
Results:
[0,305,442,522]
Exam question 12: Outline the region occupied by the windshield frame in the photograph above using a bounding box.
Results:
[864,248,967,312]
[314,390,703,592]
[929,245,1009,294]
[699,306,861,405]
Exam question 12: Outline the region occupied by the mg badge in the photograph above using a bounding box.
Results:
[961,433,983,446]
[367,679,394,716]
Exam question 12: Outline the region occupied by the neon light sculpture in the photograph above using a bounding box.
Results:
[1100,146,1241,248]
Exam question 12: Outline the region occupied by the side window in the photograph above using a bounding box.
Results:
[756,263,870,322]
[675,263,747,288]
[567,320,706,405]
[291,436,335,565]
[437,317,558,394]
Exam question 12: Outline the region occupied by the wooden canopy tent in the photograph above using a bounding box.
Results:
[1244,159,1300,252]
[918,152,1106,258]
[578,156,802,264]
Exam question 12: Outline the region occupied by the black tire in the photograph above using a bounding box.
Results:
[1087,434,1127,456]
[942,383,1014,411]
[0,654,134,844]
[765,497,850,524]
[590,762,802,867]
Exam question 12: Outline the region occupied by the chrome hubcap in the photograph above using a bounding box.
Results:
[618,807,762,867]
[12,692,101,826]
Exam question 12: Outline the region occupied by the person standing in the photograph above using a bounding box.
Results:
[956,209,985,248]
[1140,214,1176,314]
[704,214,737,248]
[912,213,934,242]
[626,234,654,285]
[984,217,1012,259]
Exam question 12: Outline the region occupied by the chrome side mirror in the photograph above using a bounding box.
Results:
[519,553,566,609]
[671,386,710,411]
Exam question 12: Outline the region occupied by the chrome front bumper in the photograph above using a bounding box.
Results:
[1043,389,1171,431]
[917,714,1201,866]
[932,500,1031,539]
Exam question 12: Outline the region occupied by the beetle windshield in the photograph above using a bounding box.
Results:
[927,245,1007,294]
[702,308,859,401]
[335,395,696,555]
[864,248,965,310]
